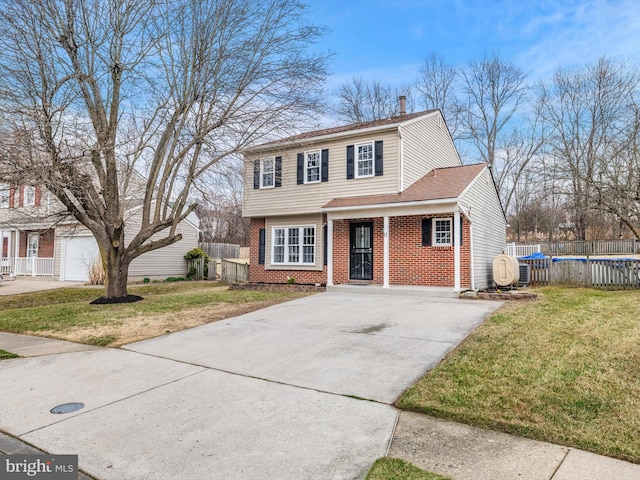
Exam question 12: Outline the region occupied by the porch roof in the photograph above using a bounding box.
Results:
[322,163,486,210]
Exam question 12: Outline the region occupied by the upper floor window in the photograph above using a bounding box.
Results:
[260,157,275,189]
[0,184,8,208]
[346,141,383,180]
[305,150,321,183]
[272,226,315,265]
[23,185,36,207]
[356,142,374,178]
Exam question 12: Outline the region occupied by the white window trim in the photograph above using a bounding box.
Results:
[355,141,374,179]
[0,183,8,208]
[271,225,316,265]
[23,185,36,207]
[432,217,452,246]
[304,150,321,184]
[260,157,275,189]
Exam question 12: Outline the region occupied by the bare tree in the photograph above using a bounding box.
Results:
[333,77,413,123]
[415,52,462,137]
[539,57,640,240]
[0,0,329,299]
[459,53,528,169]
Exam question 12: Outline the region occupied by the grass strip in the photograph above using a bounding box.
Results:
[366,458,453,480]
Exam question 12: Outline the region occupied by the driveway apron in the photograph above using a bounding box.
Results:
[0,292,500,479]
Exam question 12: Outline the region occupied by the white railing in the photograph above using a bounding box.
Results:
[504,243,541,258]
[12,257,54,276]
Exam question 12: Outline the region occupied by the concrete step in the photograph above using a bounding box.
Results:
[326,284,459,299]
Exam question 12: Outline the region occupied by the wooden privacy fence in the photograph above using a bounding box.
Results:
[520,258,640,289]
[221,259,249,283]
[538,239,638,256]
[198,242,240,259]
[186,257,207,280]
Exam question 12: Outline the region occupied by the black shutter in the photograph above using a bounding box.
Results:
[275,157,282,187]
[346,145,354,179]
[321,149,329,182]
[253,160,260,189]
[323,224,328,266]
[258,228,265,265]
[374,140,384,176]
[421,218,432,246]
[297,153,304,184]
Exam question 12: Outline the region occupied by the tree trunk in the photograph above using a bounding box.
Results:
[101,230,130,299]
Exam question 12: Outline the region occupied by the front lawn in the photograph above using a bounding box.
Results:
[365,458,452,480]
[398,287,640,463]
[0,282,311,347]
[0,349,19,360]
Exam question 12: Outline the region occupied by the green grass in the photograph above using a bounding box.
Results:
[366,458,453,480]
[397,287,640,463]
[0,282,307,338]
[0,349,19,360]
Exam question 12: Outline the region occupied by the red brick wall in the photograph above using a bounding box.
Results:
[17,229,55,257]
[248,218,327,285]
[251,215,471,288]
[388,215,471,288]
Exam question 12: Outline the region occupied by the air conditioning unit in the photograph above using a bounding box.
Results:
[519,263,531,285]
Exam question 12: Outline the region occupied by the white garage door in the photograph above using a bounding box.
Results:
[63,236,100,281]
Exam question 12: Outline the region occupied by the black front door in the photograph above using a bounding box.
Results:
[350,222,373,280]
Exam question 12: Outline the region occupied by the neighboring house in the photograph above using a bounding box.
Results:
[242,108,506,291]
[0,182,199,282]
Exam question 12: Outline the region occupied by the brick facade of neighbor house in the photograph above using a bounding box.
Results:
[249,218,327,285]
[18,229,55,257]
[250,215,472,288]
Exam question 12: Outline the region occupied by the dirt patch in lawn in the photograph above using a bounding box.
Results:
[26,298,296,347]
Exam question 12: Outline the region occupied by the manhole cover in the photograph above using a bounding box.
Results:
[50,402,85,414]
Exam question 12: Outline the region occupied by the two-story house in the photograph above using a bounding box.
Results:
[0,181,199,282]
[242,108,506,291]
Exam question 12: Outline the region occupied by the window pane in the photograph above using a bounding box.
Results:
[306,151,320,182]
[0,184,8,207]
[303,227,315,263]
[434,220,451,244]
[261,158,274,187]
[273,228,285,263]
[357,144,373,177]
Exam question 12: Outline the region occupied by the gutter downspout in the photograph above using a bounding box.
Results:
[454,206,461,292]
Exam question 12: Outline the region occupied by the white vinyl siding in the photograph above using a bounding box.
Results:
[244,130,399,218]
[401,112,462,190]
[305,150,321,183]
[459,167,506,289]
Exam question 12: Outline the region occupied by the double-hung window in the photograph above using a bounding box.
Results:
[0,184,8,208]
[23,185,36,207]
[272,226,315,265]
[305,150,321,183]
[260,157,275,188]
[355,142,374,178]
[433,218,452,246]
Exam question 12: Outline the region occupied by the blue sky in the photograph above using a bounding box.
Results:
[307,0,640,90]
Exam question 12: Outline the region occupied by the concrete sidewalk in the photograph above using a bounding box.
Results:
[0,278,85,295]
[0,332,99,357]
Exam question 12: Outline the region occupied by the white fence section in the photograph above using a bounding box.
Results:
[504,243,541,257]
[11,257,55,276]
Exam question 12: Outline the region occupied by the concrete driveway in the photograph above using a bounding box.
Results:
[0,278,85,295]
[0,291,501,479]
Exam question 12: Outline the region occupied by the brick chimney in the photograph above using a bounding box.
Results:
[399,95,406,116]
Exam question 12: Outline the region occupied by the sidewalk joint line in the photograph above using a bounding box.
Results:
[550,448,571,479]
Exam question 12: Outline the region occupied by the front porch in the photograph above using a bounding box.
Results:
[1,228,55,277]
[326,283,460,299]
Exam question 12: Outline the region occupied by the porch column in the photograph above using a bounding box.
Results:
[454,209,461,291]
[383,215,390,288]
[326,218,334,286]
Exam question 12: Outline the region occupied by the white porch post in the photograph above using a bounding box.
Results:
[454,209,461,291]
[326,218,334,286]
[383,215,390,288]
